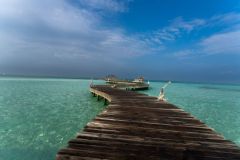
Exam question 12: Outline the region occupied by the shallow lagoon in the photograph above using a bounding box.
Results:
[0,77,239,160]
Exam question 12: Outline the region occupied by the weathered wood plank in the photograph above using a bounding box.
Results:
[56,85,240,160]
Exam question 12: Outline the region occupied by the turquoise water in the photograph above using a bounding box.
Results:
[0,77,239,160]
[141,81,240,146]
[0,78,105,160]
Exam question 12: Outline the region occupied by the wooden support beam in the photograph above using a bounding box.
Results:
[104,98,108,105]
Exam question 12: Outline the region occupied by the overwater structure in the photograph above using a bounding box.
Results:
[56,85,240,160]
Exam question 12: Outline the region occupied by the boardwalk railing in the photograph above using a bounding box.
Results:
[56,85,240,160]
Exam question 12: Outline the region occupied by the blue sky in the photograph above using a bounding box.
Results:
[0,0,240,83]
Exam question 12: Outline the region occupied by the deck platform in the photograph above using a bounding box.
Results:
[56,85,240,160]
[106,81,149,90]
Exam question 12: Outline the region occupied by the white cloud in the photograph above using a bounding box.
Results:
[0,0,239,76]
[0,0,154,68]
[200,30,240,55]
[148,12,240,47]
[172,49,196,58]
[77,0,129,12]
[172,30,240,58]
[209,12,240,26]
[170,17,205,32]
[170,13,240,58]
[148,17,205,44]
[172,30,240,59]
[0,0,99,32]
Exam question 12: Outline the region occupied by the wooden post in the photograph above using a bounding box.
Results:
[104,98,108,105]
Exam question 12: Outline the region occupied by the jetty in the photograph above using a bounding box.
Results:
[105,76,149,90]
[56,85,240,160]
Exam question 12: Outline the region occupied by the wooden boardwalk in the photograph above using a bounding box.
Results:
[56,85,240,160]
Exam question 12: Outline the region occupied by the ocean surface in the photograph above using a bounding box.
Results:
[0,77,239,160]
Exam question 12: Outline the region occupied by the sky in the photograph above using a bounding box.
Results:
[0,0,240,83]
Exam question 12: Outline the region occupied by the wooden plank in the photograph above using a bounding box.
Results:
[56,85,240,160]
